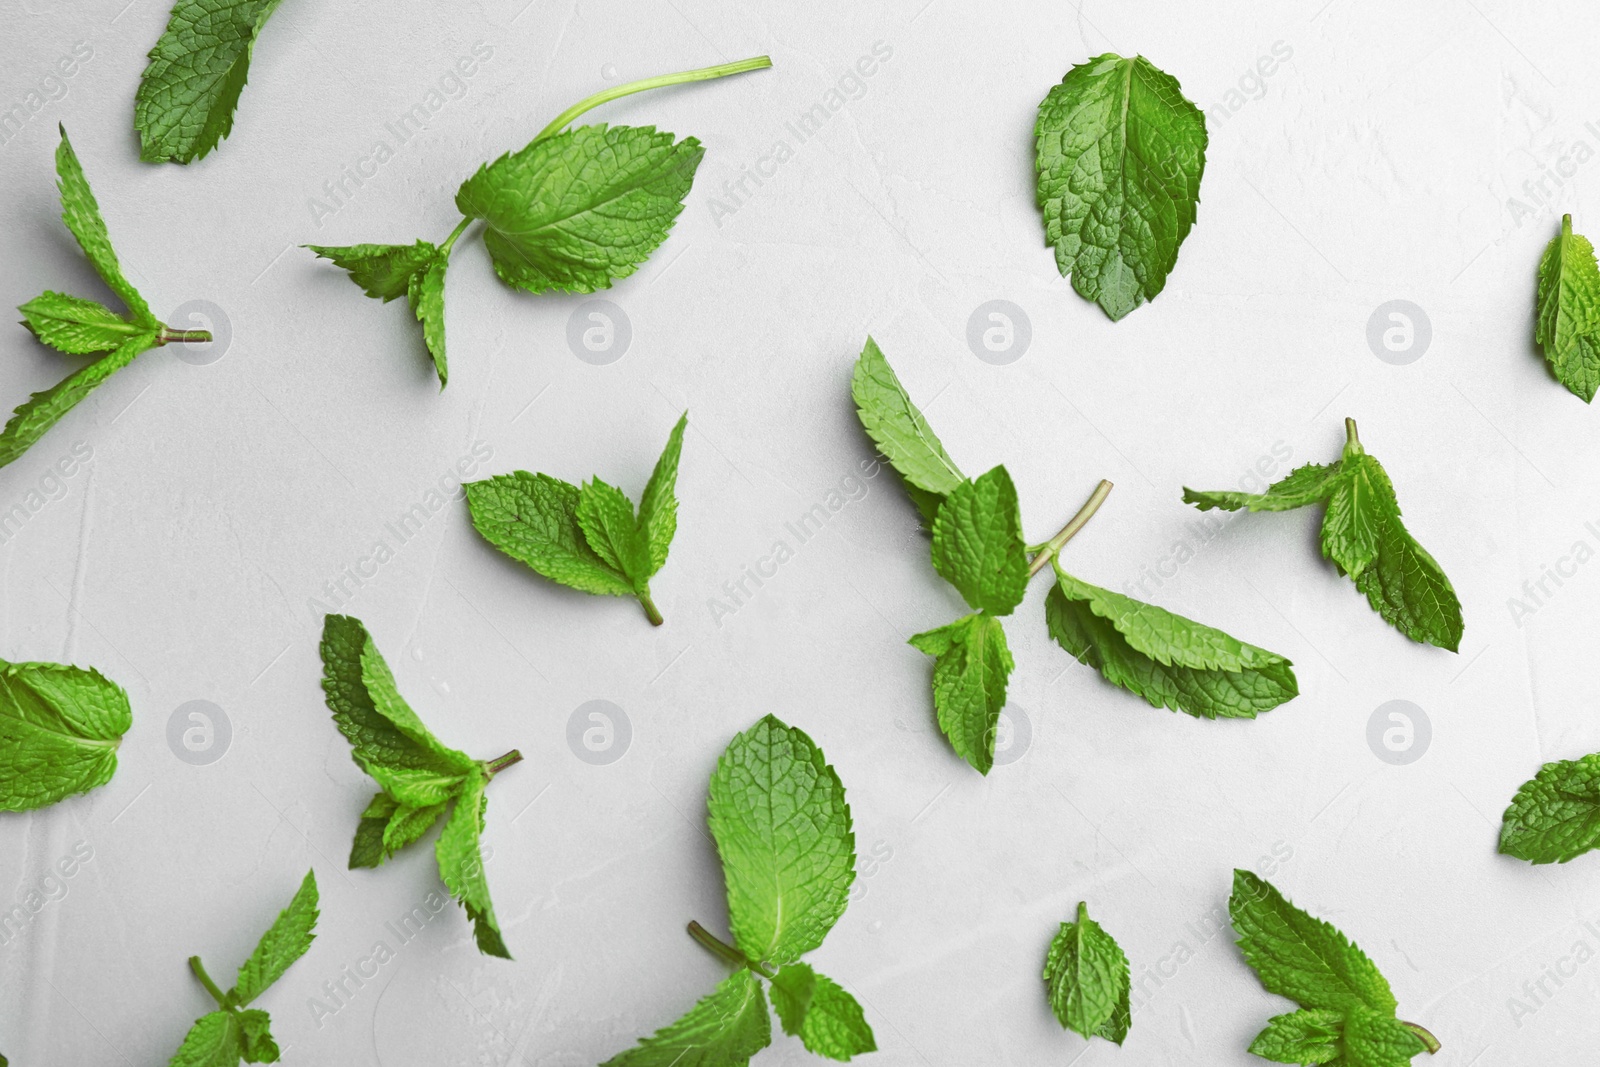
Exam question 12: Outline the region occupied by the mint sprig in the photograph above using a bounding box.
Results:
[854,338,1297,774]
[1184,419,1464,652]
[320,614,521,958]
[1044,902,1132,1045]
[1230,871,1440,1066]
[1535,214,1600,401]
[0,656,132,812]
[1034,54,1208,320]
[6,127,212,470]
[603,716,875,1065]
[309,58,770,387]
[167,870,318,1067]
[465,413,686,625]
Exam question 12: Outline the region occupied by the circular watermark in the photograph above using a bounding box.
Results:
[167,700,232,765]
[1366,700,1431,765]
[566,699,632,765]
[1365,300,1430,365]
[566,300,631,365]
[966,300,1032,366]
[989,703,1033,766]
[166,300,232,366]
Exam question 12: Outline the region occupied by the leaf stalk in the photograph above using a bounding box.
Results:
[1027,479,1114,578]
[188,955,230,1008]
[484,750,523,777]
[534,55,773,142]
[686,920,774,978]
[1401,1021,1441,1055]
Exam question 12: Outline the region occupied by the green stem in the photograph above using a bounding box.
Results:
[1400,1021,1441,1055]
[534,55,773,142]
[484,750,523,778]
[638,591,664,627]
[189,956,229,1008]
[1344,417,1360,448]
[440,216,473,256]
[1026,479,1114,578]
[686,921,774,978]
[157,327,213,345]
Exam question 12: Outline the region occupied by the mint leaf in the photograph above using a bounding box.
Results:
[0,658,132,812]
[909,613,1014,775]
[1183,420,1463,651]
[1034,54,1207,320]
[311,59,768,387]
[55,127,154,322]
[1045,571,1297,720]
[930,467,1030,615]
[709,716,854,966]
[1248,1009,1344,1064]
[1342,1007,1430,1067]
[18,291,142,355]
[169,871,317,1067]
[768,963,876,1062]
[603,969,773,1067]
[320,614,520,957]
[1043,901,1132,1044]
[850,337,964,522]
[135,0,287,163]
[1535,214,1600,402]
[466,416,687,625]
[0,335,150,470]
[1499,752,1600,863]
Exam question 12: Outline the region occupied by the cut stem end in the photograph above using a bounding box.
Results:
[485,750,524,777]
[1401,1021,1441,1055]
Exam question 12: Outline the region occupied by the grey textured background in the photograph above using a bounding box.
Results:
[2,0,1597,1063]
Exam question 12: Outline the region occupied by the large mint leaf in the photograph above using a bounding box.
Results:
[0,658,132,812]
[908,612,1014,774]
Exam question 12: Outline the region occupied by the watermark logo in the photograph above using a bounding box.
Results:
[167,300,232,366]
[989,704,1032,766]
[566,300,631,365]
[966,300,1031,366]
[1366,700,1430,765]
[1366,300,1431,365]
[567,700,631,765]
[1206,41,1295,127]
[167,700,232,766]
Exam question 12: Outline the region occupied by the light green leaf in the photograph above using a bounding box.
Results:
[306,241,439,302]
[0,658,132,812]
[1229,870,1397,1015]
[0,335,150,471]
[1045,571,1297,720]
[456,124,703,294]
[231,869,318,1006]
[708,715,855,966]
[930,467,1029,616]
[1535,214,1600,402]
[435,768,510,959]
[1247,1009,1344,1065]
[638,412,688,576]
[577,477,650,588]
[602,969,773,1067]
[167,1010,243,1067]
[54,128,153,322]
[1043,901,1132,1044]
[407,252,449,388]
[768,963,877,1062]
[1342,1007,1430,1067]
[18,291,142,355]
[1499,752,1600,864]
[1182,462,1342,513]
[464,471,635,597]
[908,612,1014,775]
[850,337,964,522]
[1034,54,1207,320]
[235,1009,277,1064]
[135,0,287,163]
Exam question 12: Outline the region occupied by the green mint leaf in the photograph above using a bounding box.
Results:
[1043,901,1132,1044]
[850,337,964,522]
[1229,870,1398,1015]
[406,252,449,388]
[0,658,132,812]
[55,127,154,323]
[1034,54,1207,320]
[908,612,1014,775]
[1045,571,1297,720]
[435,768,510,959]
[1182,462,1343,513]
[306,242,440,302]
[135,0,286,163]
[602,969,773,1067]
[18,291,143,355]
[1247,1009,1344,1064]
[235,1009,277,1064]
[638,412,688,576]
[456,124,703,294]
[930,467,1029,616]
[577,477,651,586]
[465,471,635,597]
[230,869,318,1006]
[1499,752,1600,863]
[0,335,151,470]
[1342,1007,1430,1067]
[708,715,855,966]
[168,1010,244,1067]
[768,962,877,1062]
[1535,214,1600,402]
[349,792,397,869]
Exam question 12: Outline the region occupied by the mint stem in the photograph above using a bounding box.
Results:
[534,55,772,142]
[1027,479,1114,578]
[1344,416,1362,451]
[440,216,473,256]
[638,591,664,627]
[1400,1021,1441,1055]
[189,956,229,1008]
[686,920,774,977]
[157,328,213,345]
[485,750,523,778]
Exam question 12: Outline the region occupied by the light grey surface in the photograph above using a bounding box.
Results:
[1,0,1597,1063]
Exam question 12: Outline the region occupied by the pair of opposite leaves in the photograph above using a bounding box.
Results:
[852,339,1463,774]
[1044,875,1439,1067]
